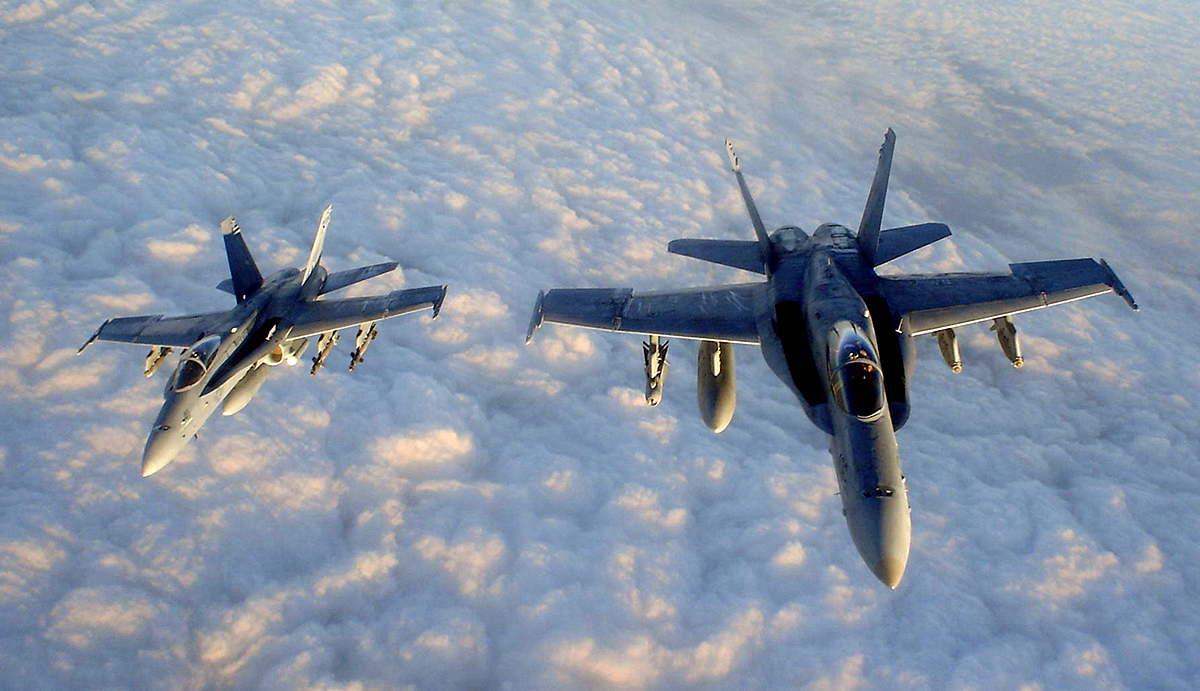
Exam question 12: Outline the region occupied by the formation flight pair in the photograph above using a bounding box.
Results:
[80,206,447,477]
[527,130,1137,588]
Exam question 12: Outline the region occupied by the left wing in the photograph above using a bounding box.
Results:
[881,258,1137,336]
[527,283,766,344]
[284,285,447,339]
[80,311,231,352]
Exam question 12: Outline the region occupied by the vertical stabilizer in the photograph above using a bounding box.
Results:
[725,140,774,260]
[302,205,332,286]
[220,216,263,302]
[857,128,896,264]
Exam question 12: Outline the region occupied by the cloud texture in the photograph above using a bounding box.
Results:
[1,0,1197,689]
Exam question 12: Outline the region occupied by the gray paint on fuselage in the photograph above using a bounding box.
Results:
[144,267,332,474]
[749,223,912,587]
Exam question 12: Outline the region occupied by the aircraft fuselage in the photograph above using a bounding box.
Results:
[141,268,310,476]
[755,223,912,588]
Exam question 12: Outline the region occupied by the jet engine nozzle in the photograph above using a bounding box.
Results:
[991,315,1022,368]
[935,329,962,373]
[697,340,736,433]
[643,335,670,406]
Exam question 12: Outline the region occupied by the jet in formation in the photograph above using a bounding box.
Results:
[80,206,447,477]
[526,130,1138,588]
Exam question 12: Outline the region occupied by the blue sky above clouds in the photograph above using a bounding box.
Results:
[1,0,1198,688]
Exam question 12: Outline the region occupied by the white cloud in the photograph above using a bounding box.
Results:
[0,0,1195,689]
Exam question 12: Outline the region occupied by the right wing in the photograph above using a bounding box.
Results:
[881,258,1138,336]
[527,283,766,344]
[284,285,447,339]
[79,312,231,352]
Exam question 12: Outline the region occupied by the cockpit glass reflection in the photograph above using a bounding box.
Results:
[830,327,884,418]
[832,360,885,417]
[172,336,221,392]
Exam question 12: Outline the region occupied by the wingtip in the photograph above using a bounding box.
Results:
[78,321,107,354]
[724,139,740,172]
[220,216,240,236]
[526,291,546,344]
[1099,259,1139,311]
[432,285,448,319]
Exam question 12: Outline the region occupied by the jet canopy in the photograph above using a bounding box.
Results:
[829,323,885,419]
[173,335,221,392]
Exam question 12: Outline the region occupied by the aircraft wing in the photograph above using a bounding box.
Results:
[284,285,447,339]
[881,258,1138,336]
[79,311,231,352]
[527,283,765,344]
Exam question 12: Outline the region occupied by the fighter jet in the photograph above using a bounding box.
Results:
[80,206,448,477]
[526,131,1138,588]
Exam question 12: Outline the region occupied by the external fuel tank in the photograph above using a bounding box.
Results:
[697,340,736,433]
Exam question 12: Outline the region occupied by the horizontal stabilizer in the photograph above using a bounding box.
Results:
[667,239,765,274]
[872,223,952,266]
[320,262,399,295]
[216,279,235,294]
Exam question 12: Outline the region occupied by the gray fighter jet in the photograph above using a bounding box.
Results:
[80,206,447,477]
[526,131,1137,588]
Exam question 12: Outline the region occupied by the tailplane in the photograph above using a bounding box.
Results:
[220,216,263,302]
[857,128,896,265]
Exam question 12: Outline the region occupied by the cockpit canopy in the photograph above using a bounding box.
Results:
[173,335,221,392]
[829,323,885,419]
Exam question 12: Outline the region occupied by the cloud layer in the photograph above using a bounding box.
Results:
[1,0,1197,689]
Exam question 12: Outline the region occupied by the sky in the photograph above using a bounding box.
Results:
[1,0,1198,689]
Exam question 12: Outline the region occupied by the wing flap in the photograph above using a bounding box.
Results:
[285,285,447,339]
[534,283,764,344]
[666,239,765,274]
[883,258,1133,336]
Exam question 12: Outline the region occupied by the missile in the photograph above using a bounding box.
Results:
[643,335,670,406]
[935,329,962,373]
[311,331,340,375]
[144,346,172,377]
[349,322,378,371]
[991,315,1023,368]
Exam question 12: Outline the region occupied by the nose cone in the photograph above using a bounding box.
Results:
[848,495,912,589]
[872,553,908,590]
[141,430,180,477]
